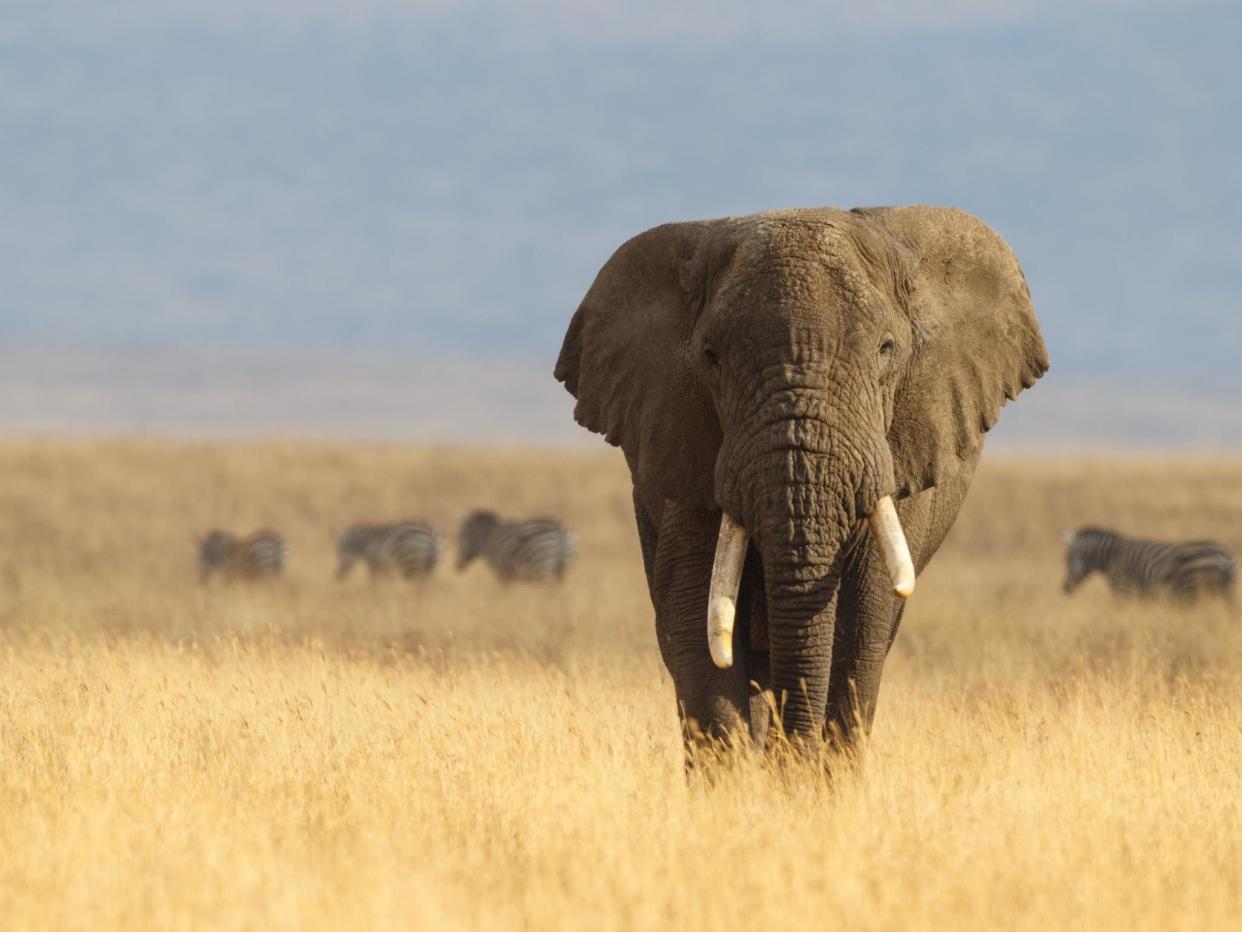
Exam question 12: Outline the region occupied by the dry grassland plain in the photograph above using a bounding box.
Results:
[0,439,1240,930]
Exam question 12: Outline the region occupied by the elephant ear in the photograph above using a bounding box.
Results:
[554,220,726,509]
[861,206,1050,497]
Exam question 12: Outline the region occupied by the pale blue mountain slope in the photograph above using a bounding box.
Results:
[2,1,1239,387]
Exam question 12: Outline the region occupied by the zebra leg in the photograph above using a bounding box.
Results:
[483,558,514,585]
[1171,582,1198,606]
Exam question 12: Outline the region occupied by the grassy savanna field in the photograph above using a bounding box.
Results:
[0,439,1240,930]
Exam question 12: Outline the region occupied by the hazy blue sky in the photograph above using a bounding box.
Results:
[3,0,1239,386]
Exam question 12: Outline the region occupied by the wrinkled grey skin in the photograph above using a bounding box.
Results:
[555,206,1048,755]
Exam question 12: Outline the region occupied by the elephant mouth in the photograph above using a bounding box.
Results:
[706,495,915,670]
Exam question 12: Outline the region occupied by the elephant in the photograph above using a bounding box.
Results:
[554,205,1048,756]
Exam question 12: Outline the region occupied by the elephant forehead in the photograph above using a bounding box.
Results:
[701,219,899,357]
[736,214,846,258]
[713,255,887,338]
[723,220,877,299]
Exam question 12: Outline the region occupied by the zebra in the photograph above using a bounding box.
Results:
[456,510,576,583]
[335,521,441,581]
[198,529,287,583]
[1062,527,1236,603]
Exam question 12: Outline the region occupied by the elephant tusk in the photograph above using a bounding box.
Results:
[869,496,916,599]
[707,513,748,669]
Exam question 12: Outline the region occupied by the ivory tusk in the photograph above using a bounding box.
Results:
[869,496,916,599]
[707,513,748,669]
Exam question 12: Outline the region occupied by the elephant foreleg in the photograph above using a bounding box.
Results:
[824,529,905,751]
[646,500,754,751]
[825,478,970,751]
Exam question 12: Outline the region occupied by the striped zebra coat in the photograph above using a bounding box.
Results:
[456,510,576,583]
[335,522,442,581]
[1063,527,1236,603]
[198,529,287,583]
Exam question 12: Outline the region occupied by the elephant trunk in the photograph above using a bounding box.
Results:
[709,413,906,742]
[707,500,913,676]
[707,494,913,672]
[757,466,853,743]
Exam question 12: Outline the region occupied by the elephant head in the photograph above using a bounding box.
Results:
[556,206,1048,739]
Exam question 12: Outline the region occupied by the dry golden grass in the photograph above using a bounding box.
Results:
[0,438,1239,930]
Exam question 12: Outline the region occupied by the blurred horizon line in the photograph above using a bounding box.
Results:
[3,343,1238,451]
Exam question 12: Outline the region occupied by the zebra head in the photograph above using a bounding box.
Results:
[199,530,235,564]
[1063,527,1115,594]
[198,529,237,583]
[457,510,500,570]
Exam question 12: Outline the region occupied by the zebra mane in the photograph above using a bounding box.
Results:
[1074,526,1119,542]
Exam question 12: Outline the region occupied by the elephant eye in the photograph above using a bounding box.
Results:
[703,345,720,367]
[879,338,896,357]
